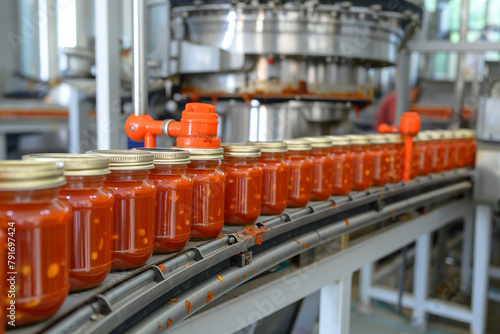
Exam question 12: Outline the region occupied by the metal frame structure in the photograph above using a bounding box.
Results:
[8,169,473,334]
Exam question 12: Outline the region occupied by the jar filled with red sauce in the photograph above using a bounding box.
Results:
[326,136,353,195]
[87,150,156,270]
[284,139,313,207]
[369,134,390,186]
[249,141,289,215]
[428,131,445,173]
[134,148,193,253]
[0,161,71,326]
[441,131,456,171]
[383,134,404,183]
[23,154,114,292]
[181,147,225,239]
[453,130,467,168]
[413,132,432,176]
[301,137,334,200]
[220,144,263,225]
[463,130,476,167]
[347,135,373,190]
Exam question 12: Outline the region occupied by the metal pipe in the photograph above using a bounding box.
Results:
[451,0,470,129]
[133,0,148,116]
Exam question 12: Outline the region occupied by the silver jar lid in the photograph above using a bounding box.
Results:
[301,137,333,148]
[86,150,155,170]
[284,139,312,151]
[133,147,190,164]
[346,135,370,145]
[23,153,110,176]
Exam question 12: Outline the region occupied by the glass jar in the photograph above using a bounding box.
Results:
[463,130,476,167]
[453,130,467,168]
[302,137,334,200]
[0,161,71,325]
[428,131,445,173]
[347,135,373,190]
[134,148,193,253]
[182,148,225,239]
[250,141,289,215]
[221,144,263,225]
[284,139,313,207]
[369,135,390,186]
[413,132,432,176]
[88,150,156,270]
[384,134,404,183]
[441,131,456,171]
[23,154,114,291]
[327,136,353,196]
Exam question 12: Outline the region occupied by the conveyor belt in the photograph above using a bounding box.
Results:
[10,169,473,334]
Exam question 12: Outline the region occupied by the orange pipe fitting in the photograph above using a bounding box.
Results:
[378,112,421,182]
[125,103,220,148]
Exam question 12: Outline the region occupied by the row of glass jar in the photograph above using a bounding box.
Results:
[0,129,476,327]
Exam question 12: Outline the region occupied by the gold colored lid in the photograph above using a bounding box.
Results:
[427,131,444,140]
[415,132,431,141]
[133,147,190,164]
[384,134,403,144]
[247,141,288,153]
[174,147,224,160]
[324,135,351,146]
[86,150,154,170]
[221,144,261,157]
[368,134,388,145]
[301,137,333,148]
[0,161,66,190]
[23,153,110,176]
[284,139,312,151]
[441,130,454,139]
[346,135,370,145]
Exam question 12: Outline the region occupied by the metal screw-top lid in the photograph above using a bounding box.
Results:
[368,134,388,145]
[346,135,370,145]
[133,147,190,165]
[86,150,155,170]
[247,141,288,153]
[284,139,312,151]
[426,131,444,140]
[301,137,333,148]
[440,130,454,139]
[415,132,431,141]
[23,153,110,176]
[174,147,224,160]
[384,134,403,144]
[461,129,476,138]
[221,144,261,157]
[0,161,66,190]
[324,136,351,146]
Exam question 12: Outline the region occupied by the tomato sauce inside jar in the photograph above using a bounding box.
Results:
[0,161,71,326]
[413,132,432,176]
[23,154,114,292]
[384,134,404,183]
[302,137,335,200]
[453,130,467,168]
[463,130,476,167]
[347,135,373,190]
[369,135,390,186]
[250,141,289,215]
[428,131,445,173]
[134,148,193,253]
[221,144,263,225]
[284,139,313,207]
[88,150,156,270]
[182,148,225,239]
[326,136,353,195]
[441,131,456,171]
[0,228,5,329]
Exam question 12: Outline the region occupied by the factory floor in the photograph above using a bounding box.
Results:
[349,262,500,334]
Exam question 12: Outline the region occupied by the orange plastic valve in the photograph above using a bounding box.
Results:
[125,103,220,148]
[378,112,421,182]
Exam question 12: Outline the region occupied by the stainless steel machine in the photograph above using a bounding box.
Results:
[162,0,422,142]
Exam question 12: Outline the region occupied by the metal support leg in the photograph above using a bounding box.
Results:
[471,204,492,334]
[461,209,474,292]
[319,274,352,334]
[291,292,320,334]
[411,233,430,330]
[359,263,373,313]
